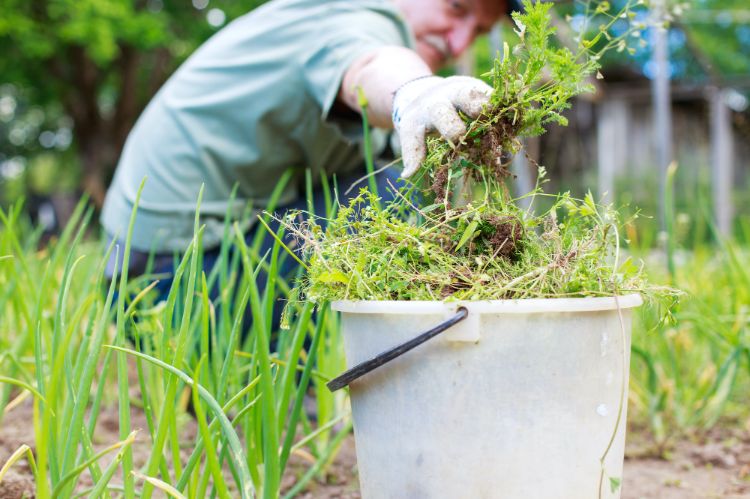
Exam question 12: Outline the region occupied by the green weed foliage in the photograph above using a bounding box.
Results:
[423,0,639,176]
[295,180,677,303]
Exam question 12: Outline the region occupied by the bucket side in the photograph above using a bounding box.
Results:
[341,308,634,499]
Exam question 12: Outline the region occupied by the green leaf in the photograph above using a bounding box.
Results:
[420,203,444,214]
[0,376,47,405]
[0,445,37,485]
[580,191,598,217]
[455,219,479,252]
[617,256,639,277]
[609,476,621,493]
[317,270,349,284]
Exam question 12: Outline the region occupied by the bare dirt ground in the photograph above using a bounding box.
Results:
[620,427,750,499]
[292,426,750,499]
[1,399,748,498]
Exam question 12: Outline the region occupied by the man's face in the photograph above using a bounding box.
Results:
[394,0,505,71]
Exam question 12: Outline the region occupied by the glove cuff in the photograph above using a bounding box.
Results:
[391,75,442,128]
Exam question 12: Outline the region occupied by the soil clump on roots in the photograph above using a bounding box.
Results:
[462,114,520,180]
[430,112,520,203]
[484,214,523,259]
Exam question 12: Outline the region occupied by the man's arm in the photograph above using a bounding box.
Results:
[339,46,432,128]
[338,47,493,178]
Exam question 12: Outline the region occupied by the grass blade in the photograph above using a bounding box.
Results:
[133,471,188,499]
[52,432,137,497]
[0,444,38,485]
[105,345,254,498]
[0,376,47,405]
[191,356,231,499]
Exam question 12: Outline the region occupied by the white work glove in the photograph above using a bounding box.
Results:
[392,75,493,178]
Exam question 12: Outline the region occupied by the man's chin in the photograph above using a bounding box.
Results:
[421,54,445,72]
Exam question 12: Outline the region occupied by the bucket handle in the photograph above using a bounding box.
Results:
[326,307,469,392]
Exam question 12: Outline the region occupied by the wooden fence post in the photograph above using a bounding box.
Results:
[710,87,734,236]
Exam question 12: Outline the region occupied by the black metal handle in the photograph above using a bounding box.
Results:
[327,307,469,392]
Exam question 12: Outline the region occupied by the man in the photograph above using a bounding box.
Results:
[102,0,516,285]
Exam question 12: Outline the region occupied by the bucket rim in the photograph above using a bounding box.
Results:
[331,293,642,314]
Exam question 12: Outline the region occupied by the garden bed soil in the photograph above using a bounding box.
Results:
[1,399,748,498]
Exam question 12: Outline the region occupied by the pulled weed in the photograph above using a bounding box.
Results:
[288,180,676,304]
[284,0,678,308]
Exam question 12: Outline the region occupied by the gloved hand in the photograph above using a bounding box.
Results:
[392,75,493,178]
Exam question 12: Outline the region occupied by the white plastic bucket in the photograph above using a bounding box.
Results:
[332,294,642,499]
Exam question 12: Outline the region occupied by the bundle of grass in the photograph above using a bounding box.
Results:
[277,0,678,308]
[290,182,667,302]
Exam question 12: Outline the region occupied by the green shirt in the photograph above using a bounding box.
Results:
[101,0,413,253]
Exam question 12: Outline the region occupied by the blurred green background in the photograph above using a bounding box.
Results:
[2,0,749,244]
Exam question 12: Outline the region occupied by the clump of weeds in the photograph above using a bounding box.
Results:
[277,0,679,308]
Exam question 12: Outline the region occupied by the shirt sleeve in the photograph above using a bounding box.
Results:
[299,6,413,118]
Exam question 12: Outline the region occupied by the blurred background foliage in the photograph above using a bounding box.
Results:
[0,0,267,209]
[1,0,749,239]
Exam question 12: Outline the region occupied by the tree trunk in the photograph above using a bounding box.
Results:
[60,46,109,206]
[53,40,175,208]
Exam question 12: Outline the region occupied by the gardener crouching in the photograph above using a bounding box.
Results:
[102,0,516,321]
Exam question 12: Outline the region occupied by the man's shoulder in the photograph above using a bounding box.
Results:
[190,0,410,60]
[264,0,401,15]
[235,0,408,34]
